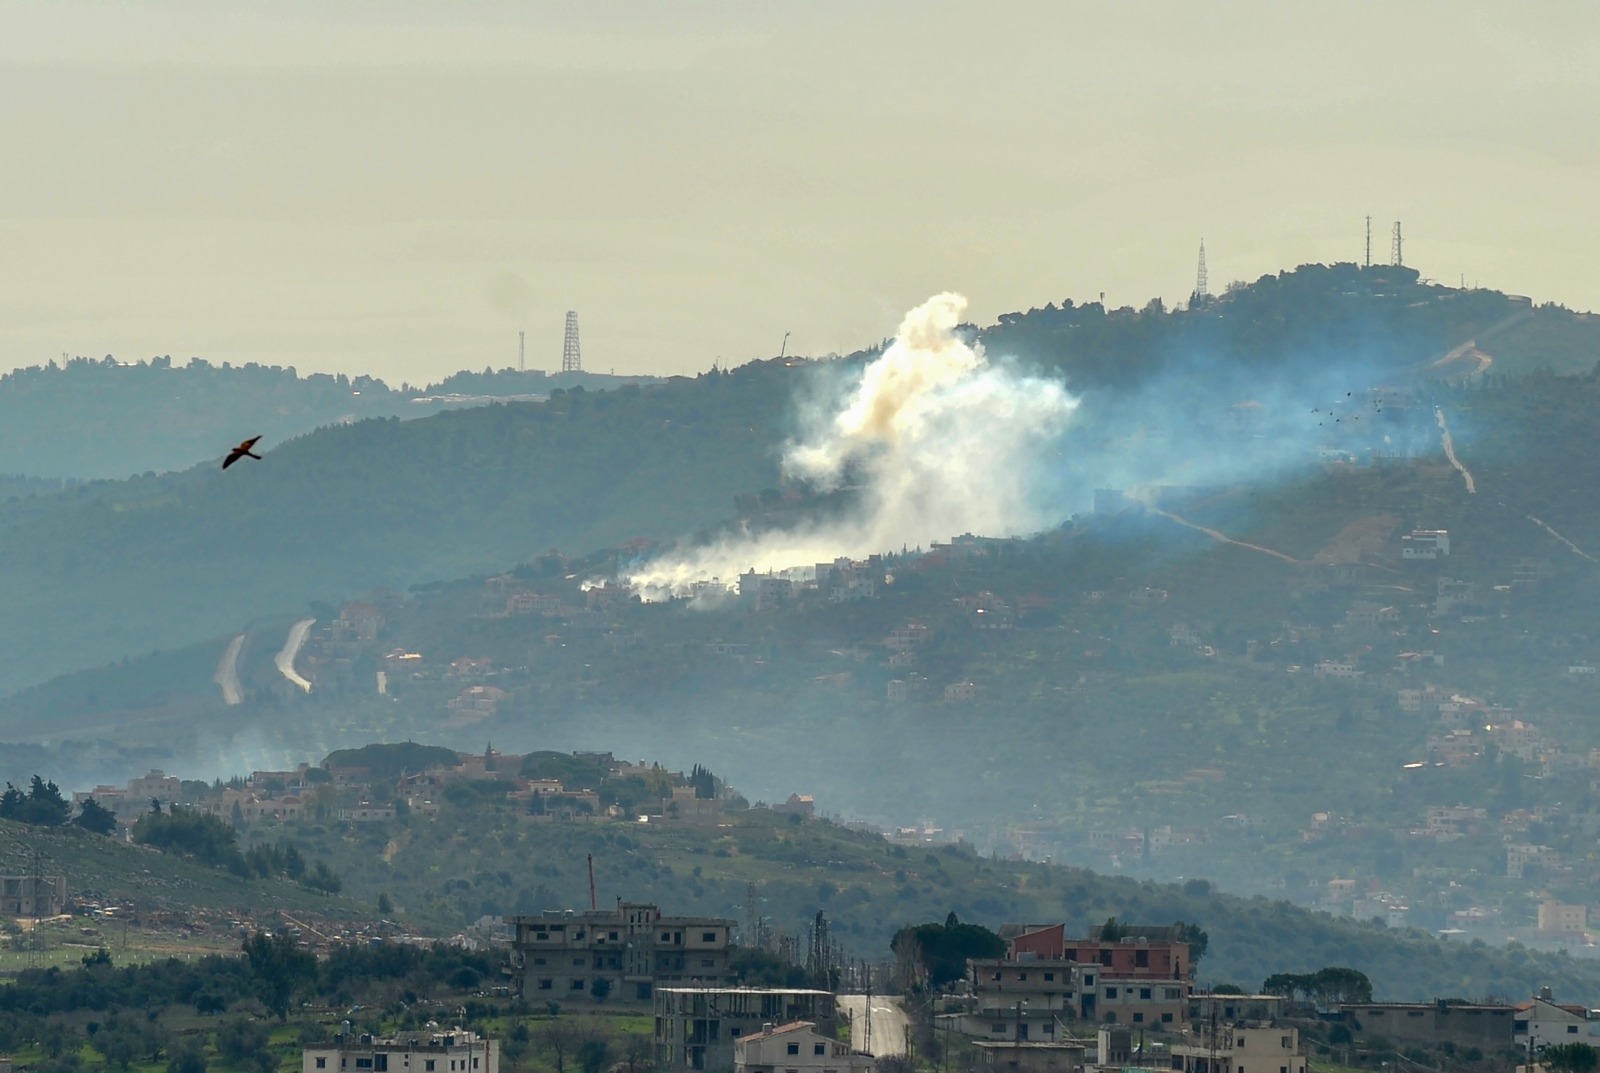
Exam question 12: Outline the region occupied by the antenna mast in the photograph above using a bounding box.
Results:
[562,311,583,373]
[1391,221,1404,267]
[1365,216,1372,267]
[518,330,525,372]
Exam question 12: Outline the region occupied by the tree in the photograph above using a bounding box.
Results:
[243,931,318,1021]
[75,798,119,835]
[890,914,1005,990]
[167,1039,208,1073]
[541,1020,585,1073]
[1544,1043,1599,1073]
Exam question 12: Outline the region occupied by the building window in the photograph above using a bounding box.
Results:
[610,932,619,940]
[376,1059,387,1072]
[571,979,586,989]
[662,932,672,941]
[787,1044,800,1056]
[573,958,584,966]
[815,1045,826,1056]
[1133,1014,1144,1023]
[1140,988,1151,1000]
[992,972,1002,981]
[534,958,547,966]
[1135,950,1149,968]
[703,932,717,942]
[317,1061,327,1069]
[1572,1026,1582,1034]
[702,960,715,968]
[1106,988,1118,999]
[1162,1014,1174,1024]
[425,1064,435,1072]
[1044,973,1054,982]
[538,980,553,990]
[357,1061,373,1069]
[1018,973,1028,981]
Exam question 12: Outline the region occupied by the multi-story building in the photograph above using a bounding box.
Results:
[1169,1023,1306,1073]
[733,1021,872,1073]
[302,1029,497,1073]
[656,988,839,1073]
[964,959,1187,1035]
[506,903,736,1002]
[0,875,67,917]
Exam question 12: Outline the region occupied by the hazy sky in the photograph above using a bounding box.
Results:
[3,2,1598,384]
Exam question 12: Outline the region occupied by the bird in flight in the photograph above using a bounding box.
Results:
[223,436,263,469]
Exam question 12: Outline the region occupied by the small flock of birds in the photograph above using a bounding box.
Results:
[1310,390,1386,427]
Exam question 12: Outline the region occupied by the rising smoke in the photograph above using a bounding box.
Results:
[626,293,1078,597]
[626,291,1445,598]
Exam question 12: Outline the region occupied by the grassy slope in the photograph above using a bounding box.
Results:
[273,803,1600,1003]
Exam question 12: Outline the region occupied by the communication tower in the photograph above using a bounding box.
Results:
[562,311,583,373]
[1391,221,1404,267]
[518,330,525,372]
[1365,215,1372,267]
[1192,240,1210,307]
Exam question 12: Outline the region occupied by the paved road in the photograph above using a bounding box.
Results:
[837,995,908,1057]
[275,618,316,692]
[213,633,245,705]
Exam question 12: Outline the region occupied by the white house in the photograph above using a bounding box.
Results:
[734,1022,872,1073]
[303,1029,497,1073]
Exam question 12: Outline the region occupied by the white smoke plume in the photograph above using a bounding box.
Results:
[627,293,1078,597]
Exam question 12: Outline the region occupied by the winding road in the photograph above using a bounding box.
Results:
[213,634,245,705]
[837,995,908,1057]
[275,618,316,693]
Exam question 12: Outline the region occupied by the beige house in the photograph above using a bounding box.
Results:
[1169,1024,1306,1073]
[734,1022,872,1073]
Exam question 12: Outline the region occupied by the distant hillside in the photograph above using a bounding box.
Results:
[278,789,1600,1003]
[0,364,793,695]
[4,265,1596,702]
[0,356,663,480]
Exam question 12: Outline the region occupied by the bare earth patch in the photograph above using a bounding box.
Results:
[1312,514,1400,564]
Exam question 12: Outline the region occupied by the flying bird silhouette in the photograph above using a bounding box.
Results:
[223,436,263,469]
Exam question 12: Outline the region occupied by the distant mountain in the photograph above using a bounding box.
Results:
[0,356,663,480]
[0,364,793,695]
[3,264,1596,704]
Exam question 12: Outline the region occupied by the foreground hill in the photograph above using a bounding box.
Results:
[267,789,1600,1002]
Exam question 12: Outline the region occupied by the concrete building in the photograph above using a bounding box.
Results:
[965,958,1188,1034]
[302,1029,497,1073]
[1402,530,1451,559]
[970,1041,1085,1073]
[1536,902,1586,939]
[656,988,839,1073]
[1339,1003,1514,1049]
[734,1022,872,1073]
[0,875,67,917]
[507,903,735,1002]
[1169,1024,1306,1073]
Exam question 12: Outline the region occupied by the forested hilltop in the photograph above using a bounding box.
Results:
[0,357,659,480]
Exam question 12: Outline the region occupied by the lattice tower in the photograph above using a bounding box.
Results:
[562,311,582,373]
